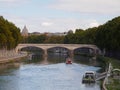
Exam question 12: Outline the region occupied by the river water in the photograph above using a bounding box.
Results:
[0,53,101,90]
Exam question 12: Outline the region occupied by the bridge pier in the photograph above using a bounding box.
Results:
[43,49,48,61]
[43,49,47,57]
[69,50,74,58]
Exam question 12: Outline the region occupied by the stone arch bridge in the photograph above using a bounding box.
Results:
[16,44,101,57]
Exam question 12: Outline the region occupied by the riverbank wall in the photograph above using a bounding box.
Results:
[0,51,28,72]
[0,52,28,64]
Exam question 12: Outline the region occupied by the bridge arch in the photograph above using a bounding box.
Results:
[18,46,45,55]
[73,47,98,56]
[20,46,44,51]
[47,46,70,55]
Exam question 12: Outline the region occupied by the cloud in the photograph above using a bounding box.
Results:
[0,0,17,2]
[1,0,116,33]
[89,20,100,28]
[0,0,16,2]
[4,15,29,30]
[4,14,101,33]
[41,22,53,27]
[50,0,120,14]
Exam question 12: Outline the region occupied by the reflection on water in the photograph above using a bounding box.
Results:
[0,63,20,74]
[0,52,101,90]
[25,52,68,64]
[74,55,99,66]
[47,53,67,64]
[26,54,43,64]
[25,53,99,66]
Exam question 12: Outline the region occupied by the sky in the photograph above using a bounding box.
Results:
[0,0,120,33]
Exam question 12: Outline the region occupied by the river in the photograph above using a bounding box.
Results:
[0,53,101,90]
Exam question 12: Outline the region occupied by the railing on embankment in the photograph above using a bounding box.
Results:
[102,63,112,90]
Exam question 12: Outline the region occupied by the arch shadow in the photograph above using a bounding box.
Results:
[73,47,95,56]
[47,46,70,56]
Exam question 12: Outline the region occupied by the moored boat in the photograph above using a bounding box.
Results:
[82,71,96,83]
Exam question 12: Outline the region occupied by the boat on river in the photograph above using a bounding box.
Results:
[82,71,96,83]
[66,57,72,64]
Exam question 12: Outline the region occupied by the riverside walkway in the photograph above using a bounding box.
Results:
[96,72,107,81]
[0,52,27,64]
[95,63,112,81]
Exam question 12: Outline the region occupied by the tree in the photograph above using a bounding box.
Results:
[0,16,22,50]
[26,34,46,43]
[95,16,120,51]
[44,35,64,44]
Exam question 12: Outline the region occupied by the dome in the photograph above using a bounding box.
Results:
[21,25,28,37]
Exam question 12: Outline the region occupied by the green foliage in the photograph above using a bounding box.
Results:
[25,34,64,44]
[64,28,97,44]
[44,35,64,44]
[0,16,22,49]
[64,16,120,55]
[26,34,46,43]
[95,16,120,51]
[107,78,120,90]
[64,33,75,44]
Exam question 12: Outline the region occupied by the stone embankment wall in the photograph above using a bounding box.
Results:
[0,49,17,58]
[0,49,27,64]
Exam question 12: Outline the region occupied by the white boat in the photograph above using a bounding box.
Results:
[82,71,96,83]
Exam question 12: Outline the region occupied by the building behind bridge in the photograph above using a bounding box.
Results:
[21,25,72,37]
